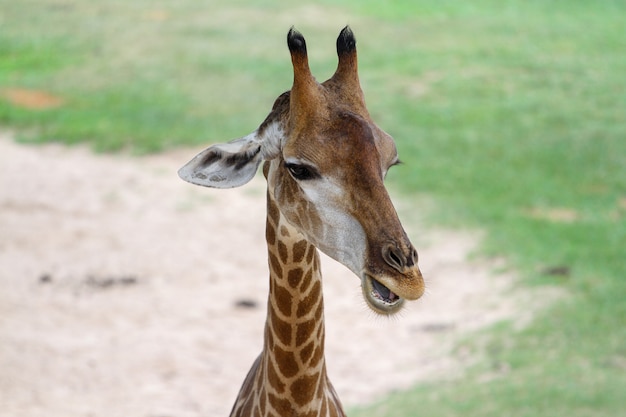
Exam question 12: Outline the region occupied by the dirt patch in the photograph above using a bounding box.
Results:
[0,133,529,417]
[1,88,65,110]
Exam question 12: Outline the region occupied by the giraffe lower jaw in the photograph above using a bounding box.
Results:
[362,274,405,315]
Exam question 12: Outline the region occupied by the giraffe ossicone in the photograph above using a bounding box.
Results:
[179,26,425,416]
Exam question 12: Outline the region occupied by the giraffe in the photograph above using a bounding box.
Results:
[178,26,425,417]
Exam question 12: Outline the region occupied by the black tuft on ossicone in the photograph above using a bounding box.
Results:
[287,27,307,54]
[336,26,356,55]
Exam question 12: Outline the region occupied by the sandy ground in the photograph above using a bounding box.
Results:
[0,133,526,417]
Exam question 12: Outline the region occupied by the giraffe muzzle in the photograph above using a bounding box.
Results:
[361,274,405,315]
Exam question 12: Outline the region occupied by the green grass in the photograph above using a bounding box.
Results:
[355,2,626,416]
[2,0,625,416]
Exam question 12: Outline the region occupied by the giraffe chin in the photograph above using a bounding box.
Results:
[361,274,405,315]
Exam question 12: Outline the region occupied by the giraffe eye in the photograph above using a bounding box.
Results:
[285,162,319,181]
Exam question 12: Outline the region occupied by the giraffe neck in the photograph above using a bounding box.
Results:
[229,193,345,417]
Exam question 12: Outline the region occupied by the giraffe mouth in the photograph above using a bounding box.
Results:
[362,274,405,315]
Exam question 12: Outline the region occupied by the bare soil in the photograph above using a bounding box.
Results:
[0,133,526,417]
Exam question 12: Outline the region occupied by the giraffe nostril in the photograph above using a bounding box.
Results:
[383,244,405,271]
[408,247,419,267]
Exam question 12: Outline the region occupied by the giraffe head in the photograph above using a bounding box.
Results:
[179,27,424,315]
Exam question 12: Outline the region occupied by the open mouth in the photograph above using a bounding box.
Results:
[362,274,404,315]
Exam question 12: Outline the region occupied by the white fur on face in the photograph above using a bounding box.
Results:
[296,177,367,277]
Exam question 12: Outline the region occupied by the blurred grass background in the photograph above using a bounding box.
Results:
[2,0,625,416]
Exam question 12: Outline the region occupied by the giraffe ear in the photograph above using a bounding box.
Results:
[178,132,264,189]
